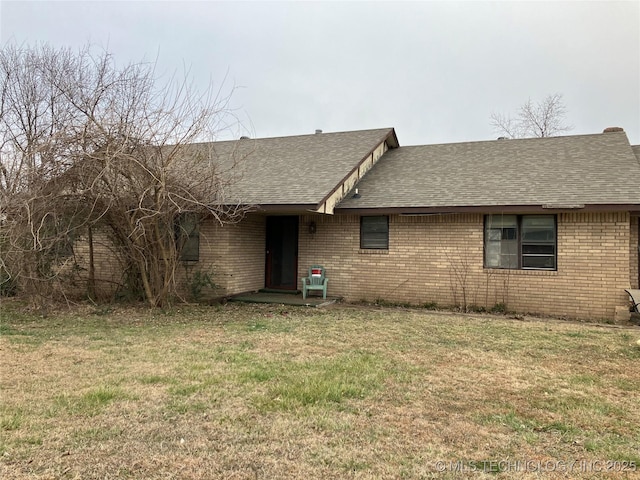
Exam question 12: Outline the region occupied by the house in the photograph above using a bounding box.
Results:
[91,127,640,320]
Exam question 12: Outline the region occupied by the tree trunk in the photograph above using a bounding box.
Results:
[87,225,96,300]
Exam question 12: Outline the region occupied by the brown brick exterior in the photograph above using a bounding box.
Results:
[73,211,636,319]
[185,214,265,297]
[72,229,125,299]
[72,215,266,301]
[297,211,634,320]
[631,216,639,290]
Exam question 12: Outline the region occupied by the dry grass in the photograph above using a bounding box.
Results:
[1,300,639,479]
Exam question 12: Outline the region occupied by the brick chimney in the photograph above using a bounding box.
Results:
[603,127,624,133]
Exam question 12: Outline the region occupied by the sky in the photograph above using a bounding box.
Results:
[1,1,638,146]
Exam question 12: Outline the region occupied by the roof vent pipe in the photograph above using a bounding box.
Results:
[239,136,250,139]
[315,129,322,134]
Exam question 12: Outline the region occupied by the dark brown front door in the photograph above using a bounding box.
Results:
[265,216,299,290]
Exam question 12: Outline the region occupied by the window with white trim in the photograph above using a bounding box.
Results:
[484,215,556,270]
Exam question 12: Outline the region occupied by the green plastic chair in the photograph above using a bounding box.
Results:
[302,265,328,300]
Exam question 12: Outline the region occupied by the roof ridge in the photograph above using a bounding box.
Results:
[401,131,628,149]
[190,127,395,147]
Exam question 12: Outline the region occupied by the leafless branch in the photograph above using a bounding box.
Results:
[490,94,573,139]
[0,42,249,307]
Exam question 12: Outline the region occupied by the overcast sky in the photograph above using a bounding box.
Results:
[1,1,638,145]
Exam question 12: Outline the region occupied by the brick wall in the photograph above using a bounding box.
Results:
[72,229,125,299]
[73,214,266,301]
[73,210,635,317]
[631,216,639,289]
[298,211,633,320]
[186,213,266,298]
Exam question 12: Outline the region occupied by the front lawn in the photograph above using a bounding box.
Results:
[1,302,639,479]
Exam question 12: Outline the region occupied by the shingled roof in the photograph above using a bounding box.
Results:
[337,130,640,213]
[186,128,398,211]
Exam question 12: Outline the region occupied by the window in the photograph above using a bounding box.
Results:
[360,216,389,249]
[175,213,199,262]
[484,215,556,270]
[485,215,518,268]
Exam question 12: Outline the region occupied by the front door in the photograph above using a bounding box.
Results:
[265,216,299,290]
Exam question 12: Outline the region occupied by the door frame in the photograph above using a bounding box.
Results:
[265,216,299,290]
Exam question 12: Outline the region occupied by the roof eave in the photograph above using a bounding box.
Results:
[335,204,640,215]
[314,128,400,215]
[249,203,322,214]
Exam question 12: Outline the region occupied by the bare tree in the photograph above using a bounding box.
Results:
[490,94,573,139]
[444,246,479,313]
[0,42,249,307]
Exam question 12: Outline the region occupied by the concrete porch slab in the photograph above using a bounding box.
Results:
[228,291,337,307]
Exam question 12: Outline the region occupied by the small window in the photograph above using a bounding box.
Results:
[360,216,389,249]
[484,215,556,270]
[175,213,199,262]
